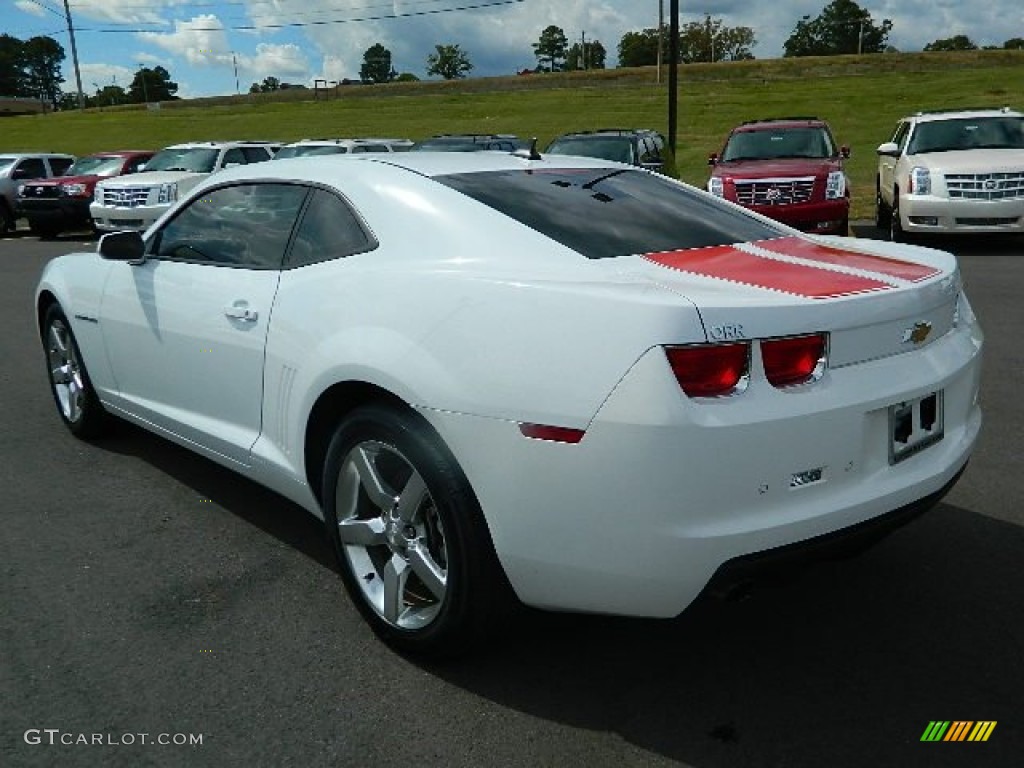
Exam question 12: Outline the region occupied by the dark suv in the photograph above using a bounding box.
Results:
[545,129,667,172]
[707,117,850,234]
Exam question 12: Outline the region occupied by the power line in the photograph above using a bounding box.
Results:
[69,0,524,32]
[22,0,65,18]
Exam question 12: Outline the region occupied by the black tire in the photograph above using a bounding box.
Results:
[0,202,14,233]
[42,304,108,439]
[29,220,60,239]
[322,404,511,658]
[874,179,890,230]
[889,193,906,243]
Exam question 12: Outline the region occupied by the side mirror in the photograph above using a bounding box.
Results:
[707,153,719,166]
[876,142,900,157]
[840,145,851,159]
[98,231,145,262]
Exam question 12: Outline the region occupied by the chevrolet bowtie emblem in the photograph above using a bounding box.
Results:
[902,321,933,345]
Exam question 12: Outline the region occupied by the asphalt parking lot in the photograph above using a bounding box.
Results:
[1,226,1021,768]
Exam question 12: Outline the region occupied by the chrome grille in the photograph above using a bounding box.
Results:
[734,177,815,206]
[101,186,152,208]
[945,172,1024,200]
[23,185,60,199]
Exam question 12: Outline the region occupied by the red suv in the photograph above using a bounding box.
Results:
[707,117,850,235]
[18,150,153,237]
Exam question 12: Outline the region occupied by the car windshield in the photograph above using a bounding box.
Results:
[143,148,219,173]
[274,145,349,159]
[722,127,835,161]
[907,116,1024,154]
[65,156,125,177]
[436,168,784,260]
[546,137,635,165]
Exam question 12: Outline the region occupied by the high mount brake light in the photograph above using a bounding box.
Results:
[761,334,827,388]
[665,343,750,398]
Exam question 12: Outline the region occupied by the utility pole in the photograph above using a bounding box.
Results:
[581,30,587,70]
[62,0,85,109]
[232,52,240,95]
[668,0,679,153]
[657,0,664,83]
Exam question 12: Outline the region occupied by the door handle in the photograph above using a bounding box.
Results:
[224,305,258,322]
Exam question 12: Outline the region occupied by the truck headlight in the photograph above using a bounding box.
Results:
[909,167,931,195]
[707,177,724,197]
[60,183,88,197]
[825,171,846,199]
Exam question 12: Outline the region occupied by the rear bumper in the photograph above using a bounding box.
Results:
[704,464,964,596]
[421,314,983,618]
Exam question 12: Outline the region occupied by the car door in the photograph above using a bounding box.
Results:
[879,122,910,201]
[98,182,309,464]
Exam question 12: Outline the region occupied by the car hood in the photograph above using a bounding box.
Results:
[99,170,204,187]
[909,148,1024,173]
[713,158,842,179]
[23,173,103,188]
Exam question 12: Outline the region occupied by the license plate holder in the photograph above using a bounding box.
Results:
[888,390,944,464]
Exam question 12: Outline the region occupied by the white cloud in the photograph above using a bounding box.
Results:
[137,14,231,65]
[238,43,310,82]
[14,1,44,18]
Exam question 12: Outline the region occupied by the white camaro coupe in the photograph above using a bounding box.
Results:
[36,151,983,656]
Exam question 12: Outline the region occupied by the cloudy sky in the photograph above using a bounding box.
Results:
[5,1,1020,99]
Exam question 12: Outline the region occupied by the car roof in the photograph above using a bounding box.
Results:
[732,117,827,132]
[553,128,661,139]
[162,141,277,150]
[0,152,75,159]
[905,107,1022,124]
[207,149,626,187]
[281,138,405,147]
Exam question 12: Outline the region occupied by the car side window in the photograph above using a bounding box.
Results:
[124,156,148,173]
[352,145,389,153]
[221,148,246,167]
[242,146,272,163]
[638,138,661,166]
[154,183,308,269]
[285,189,375,268]
[49,157,74,176]
[16,158,46,178]
[893,122,911,152]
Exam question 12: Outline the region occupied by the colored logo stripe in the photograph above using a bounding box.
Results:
[644,245,892,299]
[920,721,997,742]
[752,236,941,282]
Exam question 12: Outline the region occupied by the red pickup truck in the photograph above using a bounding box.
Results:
[18,150,153,237]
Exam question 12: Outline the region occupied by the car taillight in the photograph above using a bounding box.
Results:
[761,333,827,388]
[665,343,749,398]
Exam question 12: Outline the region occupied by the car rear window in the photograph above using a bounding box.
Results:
[435,168,784,259]
[546,136,635,164]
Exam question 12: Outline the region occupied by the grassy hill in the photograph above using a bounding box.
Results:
[4,50,1022,219]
